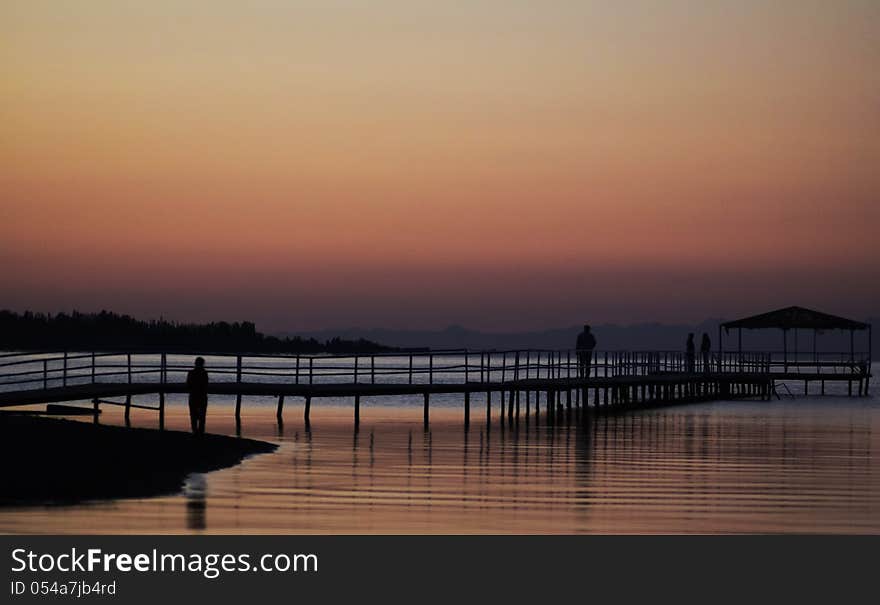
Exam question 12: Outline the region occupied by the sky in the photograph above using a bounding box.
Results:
[2,1,878,332]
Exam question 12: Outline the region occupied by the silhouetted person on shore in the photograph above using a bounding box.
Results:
[700,333,712,373]
[686,333,696,373]
[576,324,597,378]
[187,357,208,435]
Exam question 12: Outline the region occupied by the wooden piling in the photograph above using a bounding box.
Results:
[276,394,285,422]
[499,390,505,427]
[423,392,430,429]
[507,389,514,421]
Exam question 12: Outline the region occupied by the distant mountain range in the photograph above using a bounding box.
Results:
[288,317,878,354]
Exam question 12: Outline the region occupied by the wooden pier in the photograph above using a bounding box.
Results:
[0,347,871,431]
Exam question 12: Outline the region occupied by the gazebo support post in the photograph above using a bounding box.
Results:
[738,327,743,372]
[813,329,817,363]
[867,325,872,395]
[782,329,787,373]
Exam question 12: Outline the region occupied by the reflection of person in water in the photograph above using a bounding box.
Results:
[186,357,209,435]
[184,473,207,531]
[576,325,597,378]
[700,333,712,373]
[685,334,696,373]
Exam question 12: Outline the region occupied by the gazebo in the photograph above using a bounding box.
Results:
[720,306,871,371]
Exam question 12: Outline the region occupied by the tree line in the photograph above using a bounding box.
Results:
[0,310,408,354]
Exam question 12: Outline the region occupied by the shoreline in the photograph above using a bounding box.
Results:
[0,414,277,506]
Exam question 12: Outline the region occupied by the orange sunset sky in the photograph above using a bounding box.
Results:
[2,1,878,331]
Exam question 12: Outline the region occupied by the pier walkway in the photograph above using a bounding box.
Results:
[0,349,871,430]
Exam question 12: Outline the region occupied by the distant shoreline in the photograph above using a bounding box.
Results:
[0,309,414,354]
[0,414,277,506]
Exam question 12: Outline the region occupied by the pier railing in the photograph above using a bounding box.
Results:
[0,349,870,393]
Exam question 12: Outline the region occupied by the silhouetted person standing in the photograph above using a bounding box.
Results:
[576,324,597,378]
[686,333,696,373]
[700,333,712,373]
[187,357,209,435]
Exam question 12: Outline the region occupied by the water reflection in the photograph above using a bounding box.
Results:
[183,474,207,531]
[0,400,877,534]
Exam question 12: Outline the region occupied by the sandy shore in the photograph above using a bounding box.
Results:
[0,413,277,506]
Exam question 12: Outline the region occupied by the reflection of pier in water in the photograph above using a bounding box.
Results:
[273,406,875,532]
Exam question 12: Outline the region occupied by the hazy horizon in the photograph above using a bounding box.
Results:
[1,305,877,338]
[3,1,878,332]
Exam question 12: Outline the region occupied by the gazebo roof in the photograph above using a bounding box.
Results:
[722,306,868,331]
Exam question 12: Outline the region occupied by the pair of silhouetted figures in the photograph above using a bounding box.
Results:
[686,333,713,373]
[186,357,209,435]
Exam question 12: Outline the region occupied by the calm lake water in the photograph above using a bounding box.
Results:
[1,373,878,534]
